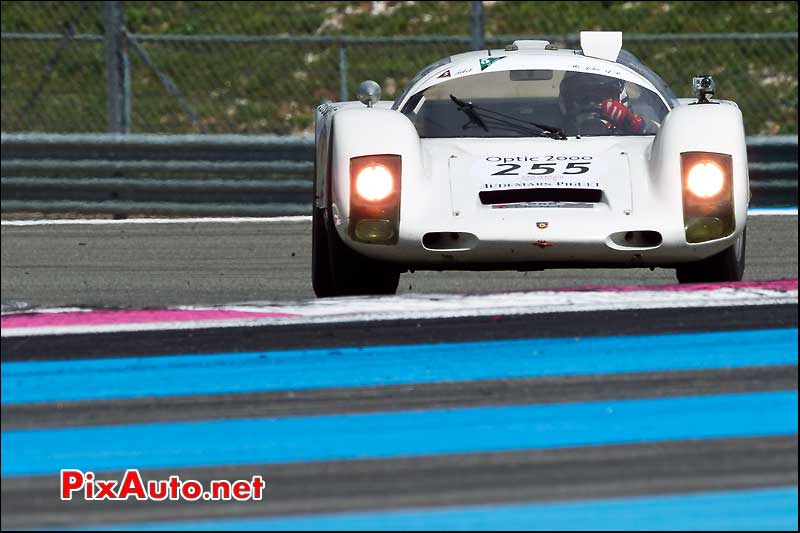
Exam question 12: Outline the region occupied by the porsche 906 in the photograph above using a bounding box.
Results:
[313,32,749,296]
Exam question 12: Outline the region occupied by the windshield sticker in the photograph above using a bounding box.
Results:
[479,56,505,71]
[569,63,625,78]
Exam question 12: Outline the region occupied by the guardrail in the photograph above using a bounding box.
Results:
[1,133,796,216]
[1,133,315,216]
[744,135,798,206]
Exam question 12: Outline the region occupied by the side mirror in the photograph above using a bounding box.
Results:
[357,80,381,108]
[692,75,715,104]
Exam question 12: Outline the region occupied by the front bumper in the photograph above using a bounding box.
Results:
[341,203,743,268]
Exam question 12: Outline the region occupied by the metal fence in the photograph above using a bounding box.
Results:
[2,133,796,216]
[1,132,313,216]
[1,1,797,136]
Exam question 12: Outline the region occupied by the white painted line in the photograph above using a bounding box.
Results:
[748,208,798,216]
[2,208,797,226]
[2,287,796,337]
[0,216,312,226]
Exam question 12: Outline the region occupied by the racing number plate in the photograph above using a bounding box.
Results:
[478,155,601,191]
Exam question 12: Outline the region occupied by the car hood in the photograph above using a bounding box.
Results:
[420,136,654,212]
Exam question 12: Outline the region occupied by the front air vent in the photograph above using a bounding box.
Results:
[479,188,603,205]
[422,232,478,251]
[608,230,663,249]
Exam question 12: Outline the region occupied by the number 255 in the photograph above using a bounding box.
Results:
[492,162,591,176]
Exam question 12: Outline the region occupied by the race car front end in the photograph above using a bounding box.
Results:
[332,102,748,272]
[314,32,750,297]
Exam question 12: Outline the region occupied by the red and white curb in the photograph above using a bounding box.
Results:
[1,280,796,338]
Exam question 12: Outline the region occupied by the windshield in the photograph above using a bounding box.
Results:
[390,56,451,112]
[400,69,670,138]
[617,49,679,107]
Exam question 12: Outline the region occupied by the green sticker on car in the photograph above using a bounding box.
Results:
[479,56,505,71]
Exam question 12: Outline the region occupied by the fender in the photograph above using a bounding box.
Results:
[649,101,749,239]
[329,108,423,237]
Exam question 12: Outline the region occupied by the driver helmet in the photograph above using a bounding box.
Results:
[559,71,627,117]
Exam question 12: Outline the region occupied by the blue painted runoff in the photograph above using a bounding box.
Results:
[2,328,797,404]
[3,391,796,476]
[84,486,799,531]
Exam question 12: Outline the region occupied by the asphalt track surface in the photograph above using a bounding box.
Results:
[1,215,797,308]
[1,215,798,530]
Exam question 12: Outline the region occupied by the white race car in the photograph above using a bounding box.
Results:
[313,32,748,297]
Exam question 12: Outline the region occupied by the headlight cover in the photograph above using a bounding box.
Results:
[349,155,401,245]
[681,152,735,243]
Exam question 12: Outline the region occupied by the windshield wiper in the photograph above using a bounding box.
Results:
[449,94,488,132]
[450,94,567,140]
[450,94,536,137]
[472,115,554,138]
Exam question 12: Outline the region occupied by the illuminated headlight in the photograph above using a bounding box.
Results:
[681,152,734,243]
[355,165,394,202]
[349,154,402,245]
[686,161,725,199]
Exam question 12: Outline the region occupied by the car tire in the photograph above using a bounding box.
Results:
[312,206,400,297]
[676,228,746,284]
[312,206,337,297]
